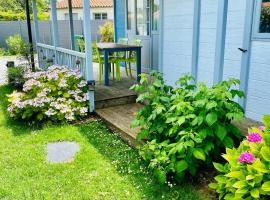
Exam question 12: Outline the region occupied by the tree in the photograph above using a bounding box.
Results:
[0,0,48,13]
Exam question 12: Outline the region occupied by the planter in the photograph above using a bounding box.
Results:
[6,61,15,68]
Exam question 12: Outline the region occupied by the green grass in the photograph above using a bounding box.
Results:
[0,85,211,200]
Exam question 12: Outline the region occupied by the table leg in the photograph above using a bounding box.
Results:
[104,50,109,86]
[136,48,141,82]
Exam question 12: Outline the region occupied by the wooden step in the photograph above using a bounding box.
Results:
[95,103,143,147]
[95,81,137,109]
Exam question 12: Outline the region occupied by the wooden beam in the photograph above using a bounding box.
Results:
[50,0,59,63]
[68,0,75,50]
[191,0,201,81]
[25,0,35,71]
[82,0,95,112]
[32,0,40,43]
[239,0,255,110]
[213,0,228,84]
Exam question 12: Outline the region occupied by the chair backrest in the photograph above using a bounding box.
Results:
[129,39,142,59]
[118,38,128,45]
[74,35,85,52]
[92,42,101,62]
[130,39,142,46]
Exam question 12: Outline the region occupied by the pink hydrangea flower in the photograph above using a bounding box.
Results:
[258,126,265,131]
[238,152,255,164]
[247,132,263,143]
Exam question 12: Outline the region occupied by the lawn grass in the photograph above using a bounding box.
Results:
[0,85,211,200]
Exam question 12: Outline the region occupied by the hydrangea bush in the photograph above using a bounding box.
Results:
[7,65,89,123]
[209,115,270,199]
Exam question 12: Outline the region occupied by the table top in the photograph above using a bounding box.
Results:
[96,42,142,50]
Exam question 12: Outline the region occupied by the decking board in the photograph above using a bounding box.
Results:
[95,103,143,147]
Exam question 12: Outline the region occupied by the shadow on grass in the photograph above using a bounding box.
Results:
[0,85,43,136]
[78,121,209,200]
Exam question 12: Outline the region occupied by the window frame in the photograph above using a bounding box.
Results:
[253,0,270,40]
[93,13,108,20]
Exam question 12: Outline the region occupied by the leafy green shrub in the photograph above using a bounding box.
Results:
[99,21,114,42]
[7,65,26,89]
[0,12,49,21]
[0,48,8,56]
[7,65,89,123]
[6,34,28,55]
[131,72,244,184]
[209,115,270,199]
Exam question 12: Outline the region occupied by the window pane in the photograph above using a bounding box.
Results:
[136,0,150,36]
[259,0,270,33]
[152,0,159,31]
[102,13,108,20]
[127,0,135,30]
[94,13,101,20]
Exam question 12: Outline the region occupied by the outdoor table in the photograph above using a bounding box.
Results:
[96,43,142,86]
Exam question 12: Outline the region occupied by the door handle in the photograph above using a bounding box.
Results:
[238,48,247,53]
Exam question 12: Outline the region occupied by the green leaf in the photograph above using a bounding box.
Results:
[223,136,234,148]
[205,112,217,126]
[204,141,214,152]
[260,146,270,162]
[175,160,188,173]
[176,117,185,126]
[263,115,270,127]
[225,171,245,179]
[206,101,217,110]
[262,181,270,192]
[153,168,166,185]
[208,183,218,189]
[193,148,206,161]
[215,124,227,141]
[232,180,247,189]
[213,162,226,173]
[250,188,260,198]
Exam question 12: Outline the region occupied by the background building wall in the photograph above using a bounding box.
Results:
[56,7,114,20]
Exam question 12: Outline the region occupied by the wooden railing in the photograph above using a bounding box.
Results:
[36,43,86,78]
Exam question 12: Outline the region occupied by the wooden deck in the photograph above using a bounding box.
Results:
[95,78,137,109]
[95,103,143,147]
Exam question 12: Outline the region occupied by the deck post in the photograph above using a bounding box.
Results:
[191,0,201,82]
[239,0,255,110]
[32,0,40,43]
[50,0,59,63]
[68,0,76,50]
[82,0,95,112]
[213,0,228,84]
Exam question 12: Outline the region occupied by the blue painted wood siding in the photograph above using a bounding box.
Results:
[114,0,126,41]
[160,0,270,122]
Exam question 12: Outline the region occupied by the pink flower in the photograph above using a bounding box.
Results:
[247,132,263,143]
[238,152,255,164]
[259,126,265,131]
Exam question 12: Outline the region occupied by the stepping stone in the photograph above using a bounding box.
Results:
[47,141,80,163]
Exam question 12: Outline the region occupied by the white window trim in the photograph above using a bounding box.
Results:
[252,0,270,40]
[93,13,108,20]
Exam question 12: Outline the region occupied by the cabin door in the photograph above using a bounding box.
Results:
[126,0,160,72]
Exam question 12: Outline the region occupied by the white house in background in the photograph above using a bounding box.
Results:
[56,0,114,20]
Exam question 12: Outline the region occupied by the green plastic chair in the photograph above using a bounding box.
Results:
[115,39,141,78]
[92,43,116,82]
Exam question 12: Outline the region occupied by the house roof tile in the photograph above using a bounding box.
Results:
[56,0,113,9]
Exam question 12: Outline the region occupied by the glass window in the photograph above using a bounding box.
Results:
[259,0,270,33]
[102,13,108,20]
[94,13,107,20]
[94,13,101,20]
[127,0,135,30]
[136,0,150,36]
[151,0,159,31]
